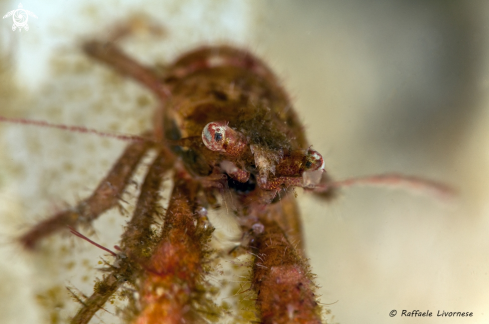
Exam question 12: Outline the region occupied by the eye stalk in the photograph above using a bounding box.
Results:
[275,147,325,177]
[301,148,325,187]
[202,122,227,152]
[202,121,248,158]
[305,148,324,172]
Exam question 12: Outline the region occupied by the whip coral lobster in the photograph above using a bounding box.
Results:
[0,29,454,324]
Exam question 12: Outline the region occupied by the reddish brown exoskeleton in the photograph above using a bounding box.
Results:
[0,29,454,324]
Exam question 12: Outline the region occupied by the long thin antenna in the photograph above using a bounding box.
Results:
[0,116,156,144]
[315,173,456,200]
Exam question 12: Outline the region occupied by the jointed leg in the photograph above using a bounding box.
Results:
[83,32,171,140]
[20,140,151,249]
[132,170,216,323]
[120,147,175,256]
[70,273,119,324]
[83,41,170,101]
[70,147,175,324]
[251,210,322,324]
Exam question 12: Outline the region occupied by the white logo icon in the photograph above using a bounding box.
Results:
[3,3,37,32]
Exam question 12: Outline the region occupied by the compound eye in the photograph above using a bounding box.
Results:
[214,132,223,142]
[202,122,227,152]
[305,148,324,171]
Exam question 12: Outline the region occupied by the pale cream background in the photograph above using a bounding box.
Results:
[0,0,488,323]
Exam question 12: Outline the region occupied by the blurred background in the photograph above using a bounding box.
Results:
[1,0,488,323]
